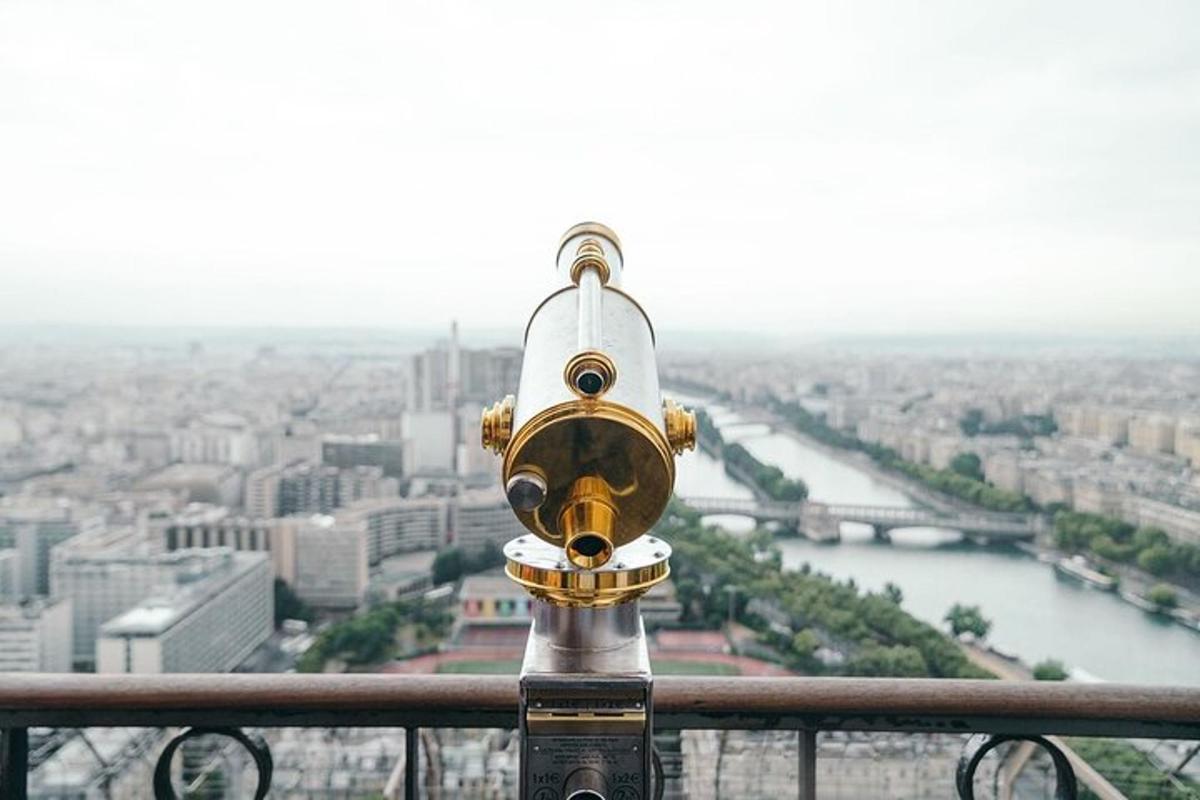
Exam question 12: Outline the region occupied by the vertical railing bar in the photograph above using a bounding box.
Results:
[798,728,816,800]
[405,726,418,800]
[1174,742,1200,776]
[1,727,29,800]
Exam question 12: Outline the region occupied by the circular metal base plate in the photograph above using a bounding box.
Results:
[505,535,671,608]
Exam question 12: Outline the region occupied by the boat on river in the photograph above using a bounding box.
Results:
[1054,556,1117,591]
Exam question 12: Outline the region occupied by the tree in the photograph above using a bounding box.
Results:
[1092,534,1137,563]
[722,442,808,502]
[1033,659,1069,681]
[1136,545,1173,576]
[845,644,929,678]
[959,409,984,436]
[944,603,991,639]
[432,548,465,585]
[1069,738,1187,799]
[883,582,904,605]
[1133,526,1169,550]
[791,629,820,659]
[657,498,991,680]
[695,408,724,448]
[274,578,314,626]
[465,540,506,573]
[297,597,454,672]
[1146,584,1178,611]
[949,452,984,482]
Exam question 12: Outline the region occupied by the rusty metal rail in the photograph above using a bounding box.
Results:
[2,674,1199,798]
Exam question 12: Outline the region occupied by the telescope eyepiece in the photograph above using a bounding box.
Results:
[565,533,613,570]
[576,369,605,396]
[564,351,617,399]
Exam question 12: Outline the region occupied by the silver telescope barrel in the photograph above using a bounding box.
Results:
[577,265,603,354]
[559,223,622,362]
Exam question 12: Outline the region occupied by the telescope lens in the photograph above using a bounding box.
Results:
[571,535,606,557]
[575,369,604,396]
[565,531,614,569]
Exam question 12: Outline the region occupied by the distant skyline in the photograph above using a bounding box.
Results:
[2,0,1198,336]
[2,322,1197,361]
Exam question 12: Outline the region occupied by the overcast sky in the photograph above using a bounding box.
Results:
[1,0,1197,338]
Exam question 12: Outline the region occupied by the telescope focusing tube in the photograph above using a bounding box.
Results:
[482,222,696,573]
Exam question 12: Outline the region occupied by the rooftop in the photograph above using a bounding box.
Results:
[323,432,386,444]
[135,462,238,488]
[460,572,525,600]
[374,549,438,577]
[0,596,68,628]
[99,549,267,638]
[0,496,78,522]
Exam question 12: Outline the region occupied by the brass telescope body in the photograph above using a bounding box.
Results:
[482,222,695,605]
[488,223,694,800]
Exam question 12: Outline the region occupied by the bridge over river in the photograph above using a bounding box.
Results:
[679,496,1045,543]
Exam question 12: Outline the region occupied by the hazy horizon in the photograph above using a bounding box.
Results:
[3,0,1198,336]
[2,321,1196,359]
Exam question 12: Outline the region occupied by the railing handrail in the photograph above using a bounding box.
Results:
[2,674,1198,739]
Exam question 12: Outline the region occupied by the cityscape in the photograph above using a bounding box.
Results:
[1,324,1197,797]
[4,0,1200,792]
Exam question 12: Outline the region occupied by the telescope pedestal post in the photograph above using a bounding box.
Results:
[519,599,654,800]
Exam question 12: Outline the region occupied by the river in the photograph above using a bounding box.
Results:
[670,399,1200,686]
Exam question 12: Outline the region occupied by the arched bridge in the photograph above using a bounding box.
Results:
[679,496,1044,543]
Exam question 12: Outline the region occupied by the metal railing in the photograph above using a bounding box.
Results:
[2,674,1199,799]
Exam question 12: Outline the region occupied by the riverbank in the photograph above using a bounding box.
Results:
[678,395,1200,685]
[735,403,1200,638]
[1034,541,1200,633]
[697,409,805,503]
[672,463,1194,794]
[770,423,973,513]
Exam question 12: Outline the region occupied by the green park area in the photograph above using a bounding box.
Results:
[305,501,989,679]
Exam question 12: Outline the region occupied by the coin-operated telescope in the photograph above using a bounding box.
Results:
[482,223,695,800]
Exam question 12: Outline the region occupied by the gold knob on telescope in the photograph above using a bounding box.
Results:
[663,398,697,455]
[570,238,611,285]
[559,222,622,286]
[481,394,514,454]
